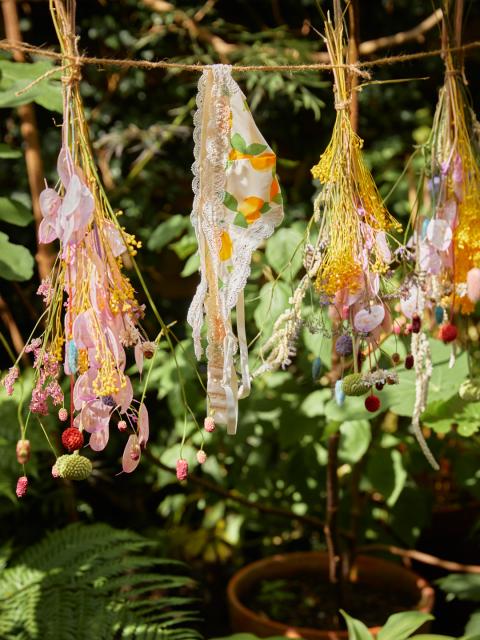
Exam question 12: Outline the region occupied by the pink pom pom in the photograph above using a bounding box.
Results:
[117,420,127,432]
[196,450,207,464]
[393,324,402,336]
[58,408,68,422]
[16,475,28,498]
[16,439,30,464]
[176,458,188,481]
[52,465,60,478]
[204,417,215,433]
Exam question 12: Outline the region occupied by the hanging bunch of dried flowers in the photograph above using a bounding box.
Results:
[255,12,402,415]
[3,0,155,494]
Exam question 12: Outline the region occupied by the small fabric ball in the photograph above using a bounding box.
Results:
[439,323,457,343]
[130,444,141,461]
[196,450,207,464]
[393,324,402,335]
[391,353,401,364]
[59,454,92,481]
[342,373,370,397]
[365,395,381,412]
[411,314,421,334]
[58,408,68,422]
[117,420,127,432]
[16,475,28,498]
[375,382,384,391]
[335,334,353,357]
[434,306,445,325]
[16,439,30,464]
[405,354,414,370]
[204,417,216,433]
[53,455,71,477]
[61,427,84,452]
[176,459,188,481]
[404,323,412,335]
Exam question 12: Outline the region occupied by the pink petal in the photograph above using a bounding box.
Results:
[113,376,133,414]
[80,400,111,433]
[73,310,97,350]
[60,174,83,218]
[106,223,127,257]
[400,284,424,319]
[73,371,96,410]
[138,403,149,447]
[73,184,94,231]
[426,219,452,252]
[38,217,58,244]
[57,146,73,187]
[443,200,457,227]
[354,305,385,333]
[419,241,441,275]
[39,188,61,220]
[89,425,109,451]
[467,268,480,303]
[134,343,144,375]
[375,232,391,263]
[122,434,141,473]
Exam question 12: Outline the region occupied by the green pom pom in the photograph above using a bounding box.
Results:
[341,373,370,397]
[57,453,92,481]
[459,379,480,402]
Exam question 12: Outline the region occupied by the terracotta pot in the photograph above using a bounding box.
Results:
[227,552,434,639]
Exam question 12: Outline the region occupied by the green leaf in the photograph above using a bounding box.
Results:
[265,227,304,280]
[272,192,283,204]
[230,133,247,153]
[437,574,480,601]
[233,213,248,228]
[300,389,331,418]
[339,420,371,464]
[254,281,290,335]
[366,448,407,507]
[0,144,21,159]
[245,143,267,155]
[224,192,238,212]
[340,609,373,640]
[465,610,480,636]
[411,636,457,639]
[0,60,62,112]
[168,234,197,260]
[181,253,199,277]
[0,197,32,226]
[378,611,434,640]
[211,635,285,640]
[0,231,34,281]
[147,214,191,251]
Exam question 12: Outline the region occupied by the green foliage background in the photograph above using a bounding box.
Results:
[1,1,480,637]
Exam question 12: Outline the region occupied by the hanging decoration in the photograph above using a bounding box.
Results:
[255,12,402,416]
[187,64,284,434]
[3,0,155,494]
[397,0,480,468]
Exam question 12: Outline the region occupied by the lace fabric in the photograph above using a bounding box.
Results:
[187,64,284,433]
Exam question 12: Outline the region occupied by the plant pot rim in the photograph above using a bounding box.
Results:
[227,551,435,639]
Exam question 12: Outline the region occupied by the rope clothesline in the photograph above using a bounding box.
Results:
[1,38,480,74]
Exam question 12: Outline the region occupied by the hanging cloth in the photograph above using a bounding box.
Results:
[187,64,284,434]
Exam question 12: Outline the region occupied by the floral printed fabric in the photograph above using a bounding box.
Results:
[188,64,283,434]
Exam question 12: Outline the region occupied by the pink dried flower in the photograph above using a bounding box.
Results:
[204,417,215,433]
[3,366,19,396]
[37,278,53,305]
[130,444,141,461]
[16,439,30,464]
[30,385,49,415]
[176,458,188,481]
[46,380,63,406]
[25,338,42,354]
[196,450,207,465]
[58,408,68,422]
[16,476,28,498]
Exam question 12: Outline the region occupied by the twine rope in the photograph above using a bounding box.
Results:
[1,38,480,75]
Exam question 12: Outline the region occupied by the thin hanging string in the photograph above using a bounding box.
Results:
[1,37,480,74]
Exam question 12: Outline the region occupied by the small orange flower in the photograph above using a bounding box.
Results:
[250,152,276,172]
[270,177,280,201]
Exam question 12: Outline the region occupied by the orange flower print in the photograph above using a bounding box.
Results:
[219,230,233,261]
[238,197,264,224]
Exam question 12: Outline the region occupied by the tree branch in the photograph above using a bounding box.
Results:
[1,0,55,281]
[360,544,480,574]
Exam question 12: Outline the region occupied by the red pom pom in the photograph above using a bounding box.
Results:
[365,394,381,413]
[439,323,457,343]
[61,427,84,452]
